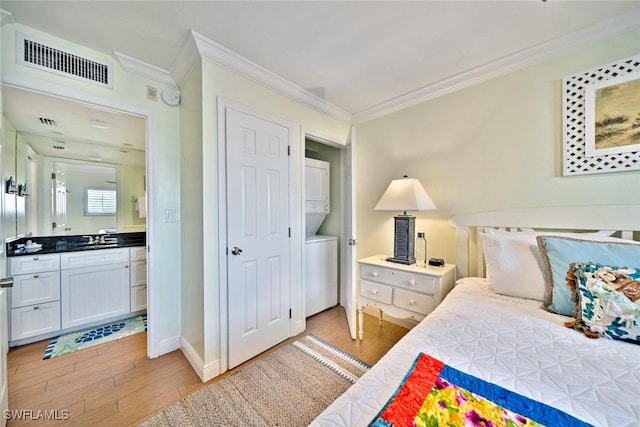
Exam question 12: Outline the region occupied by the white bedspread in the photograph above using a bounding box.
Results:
[311,278,640,427]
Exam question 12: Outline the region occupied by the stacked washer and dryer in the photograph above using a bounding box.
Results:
[304,158,338,317]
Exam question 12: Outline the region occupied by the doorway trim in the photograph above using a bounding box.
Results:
[299,127,346,320]
[1,73,159,357]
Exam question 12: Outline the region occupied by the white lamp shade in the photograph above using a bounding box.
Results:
[374,177,437,212]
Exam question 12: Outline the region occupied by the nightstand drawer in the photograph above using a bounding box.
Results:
[392,271,435,294]
[360,264,395,285]
[360,280,393,304]
[394,288,434,315]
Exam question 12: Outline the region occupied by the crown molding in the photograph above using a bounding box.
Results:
[113,50,177,88]
[171,30,201,88]
[352,9,640,124]
[0,9,14,26]
[174,30,351,123]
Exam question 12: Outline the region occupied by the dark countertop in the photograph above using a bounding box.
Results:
[6,232,146,257]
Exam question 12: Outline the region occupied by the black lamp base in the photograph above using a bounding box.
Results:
[386,256,415,265]
[387,214,416,265]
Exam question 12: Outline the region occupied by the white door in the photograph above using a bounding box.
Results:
[342,127,357,339]
[226,107,292,369]
[0,129,10,426]
[52,172,67,234]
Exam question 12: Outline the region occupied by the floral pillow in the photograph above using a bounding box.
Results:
[566,262,640,344]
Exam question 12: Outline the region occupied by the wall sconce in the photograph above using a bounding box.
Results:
[374,175,436,264]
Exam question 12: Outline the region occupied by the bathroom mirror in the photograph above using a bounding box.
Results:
[2,86,146,239]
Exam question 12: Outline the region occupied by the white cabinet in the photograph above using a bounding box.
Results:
[10,253,60,276]
[11,271,60,308]
[61,261,131,329]
[9,254,61,342]
[129,247,147,312]
[60,248,132,329]
[11,302,61,341]
[357,255,456,340]
[8,246,146,345]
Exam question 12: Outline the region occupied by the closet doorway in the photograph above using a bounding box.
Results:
[303,129,357,339]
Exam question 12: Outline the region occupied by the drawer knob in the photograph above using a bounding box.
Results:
[409,299,416,305]
[407,279,416,286]
[33,274,40,278]
[371,272,379,277]
[370,290,379,295]
[33,305,40,310]
[33,256,39,260]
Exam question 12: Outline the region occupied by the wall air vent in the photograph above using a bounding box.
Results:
[16,32,113,88]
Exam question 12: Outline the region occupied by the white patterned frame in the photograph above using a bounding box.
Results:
[562,53,640,176]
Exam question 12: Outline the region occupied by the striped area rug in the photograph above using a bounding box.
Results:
[139,334,369,426]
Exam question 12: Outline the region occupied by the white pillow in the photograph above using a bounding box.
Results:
[479,232,547,301]
[479,229,630,302]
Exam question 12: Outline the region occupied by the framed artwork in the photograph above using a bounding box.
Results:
[562,53,640,176]
[585,72,640,157]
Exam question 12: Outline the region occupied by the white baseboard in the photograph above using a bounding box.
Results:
[155,335,181,356]
[180,337,221,383]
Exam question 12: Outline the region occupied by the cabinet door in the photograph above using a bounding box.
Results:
[130,246,146,262]
[130,260,147,287]
[61,263,130,329]
[11,272,60,308]
[10,254,60,275]
[11,302,61,341]
[130,285,147,312]
[60,248,129,270]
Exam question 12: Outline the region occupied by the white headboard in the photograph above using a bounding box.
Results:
[449,204,640,278]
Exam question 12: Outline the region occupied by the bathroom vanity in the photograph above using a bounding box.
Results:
[6,232,146,347]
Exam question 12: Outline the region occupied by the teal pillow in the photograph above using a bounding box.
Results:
[536,236,640,316]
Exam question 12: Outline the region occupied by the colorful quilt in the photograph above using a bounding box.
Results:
[369,353,592,427]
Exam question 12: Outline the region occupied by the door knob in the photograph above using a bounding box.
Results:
[231,247,243,256]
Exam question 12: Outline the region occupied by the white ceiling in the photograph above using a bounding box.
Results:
[2,0,640,162]
[3,87,146,166]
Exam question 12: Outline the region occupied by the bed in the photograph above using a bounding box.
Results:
[311,205,640,427]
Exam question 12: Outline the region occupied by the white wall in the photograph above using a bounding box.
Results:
[119,165,146,232]
[355,28,640,268]
[179,62,205,360]
[1,23,182,357]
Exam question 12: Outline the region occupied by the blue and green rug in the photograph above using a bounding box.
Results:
[43,314,147,359]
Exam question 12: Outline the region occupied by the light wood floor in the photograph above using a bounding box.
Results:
[6,306,408,426]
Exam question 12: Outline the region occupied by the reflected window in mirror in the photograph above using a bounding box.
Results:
[85,187,117,216]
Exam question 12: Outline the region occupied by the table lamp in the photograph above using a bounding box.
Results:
[374,176,437,265]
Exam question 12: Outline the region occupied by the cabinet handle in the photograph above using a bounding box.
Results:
[409,299,416,305]
[370,290,379,295]
[33,305,40,310]
[33,274,40,278]
[371,272,379,277]
[407,279,416,286]
[33,256,39,260]
[125,265,129,268]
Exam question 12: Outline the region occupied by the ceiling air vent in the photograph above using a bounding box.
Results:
[16,32,113,88]
[39,117,57,127]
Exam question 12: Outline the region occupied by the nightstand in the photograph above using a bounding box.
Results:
[357,255,456,340]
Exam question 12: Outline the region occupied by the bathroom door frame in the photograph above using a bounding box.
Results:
[1,75,159,357]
